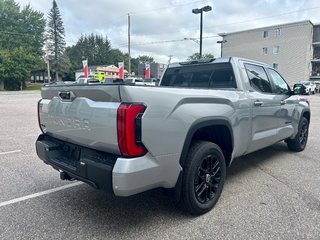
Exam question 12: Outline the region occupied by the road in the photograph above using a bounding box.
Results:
[0,91,320,240]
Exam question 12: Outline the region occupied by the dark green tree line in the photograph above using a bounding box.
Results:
[65,34,159,79]
[66,34,112,70]
[187,52,214,60]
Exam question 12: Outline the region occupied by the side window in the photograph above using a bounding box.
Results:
[244,64,272,93]
[268,68,290,94]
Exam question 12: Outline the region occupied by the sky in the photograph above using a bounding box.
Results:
[15,0,320,64]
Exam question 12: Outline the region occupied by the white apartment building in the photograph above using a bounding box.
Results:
[220,20,320,86]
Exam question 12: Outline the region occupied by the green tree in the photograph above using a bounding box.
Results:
[46,0,66,81]
[21,5,46,55]
[0,47,38,90]
[109,49,125,65]
[0,0,45,90]
[137,55,155,64]
[187,52,214,60]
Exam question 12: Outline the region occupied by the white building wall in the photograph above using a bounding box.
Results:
[221,20,313,86]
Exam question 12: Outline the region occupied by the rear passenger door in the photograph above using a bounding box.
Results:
[244,63,284,153]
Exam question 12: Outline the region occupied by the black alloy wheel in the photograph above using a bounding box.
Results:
[181,141,226,215]
[287,116,309,152]
[194,154,221,204]
[298,119,308,147]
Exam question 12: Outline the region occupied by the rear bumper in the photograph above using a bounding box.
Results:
[36,134,115,192]
[36,134,180,196]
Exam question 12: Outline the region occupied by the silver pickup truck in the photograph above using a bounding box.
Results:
[36,57,310,215]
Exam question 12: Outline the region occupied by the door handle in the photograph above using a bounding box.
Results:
[280,100,286,105]
[254,100,263,107]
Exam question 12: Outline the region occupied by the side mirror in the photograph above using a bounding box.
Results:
[293,87,303,95]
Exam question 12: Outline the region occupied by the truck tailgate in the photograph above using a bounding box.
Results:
[39,85,121,154]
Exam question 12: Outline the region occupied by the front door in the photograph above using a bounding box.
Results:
[244,63,283,153]
[267,68,296,139]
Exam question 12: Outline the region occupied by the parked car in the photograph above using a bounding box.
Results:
[143,78,158,86]
[75,77,100,84]
[124,77,144,85]
[63,81,76,85]
[300,81,316,94]
[101,78,124,84]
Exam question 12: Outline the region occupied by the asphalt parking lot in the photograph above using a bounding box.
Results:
[0,91,320,240]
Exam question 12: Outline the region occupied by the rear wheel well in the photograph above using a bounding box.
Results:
[189,125,233,166]
[174,123,233,202]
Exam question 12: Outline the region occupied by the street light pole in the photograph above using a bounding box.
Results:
[217,40,227,57]
[128,13,131,76]
[46,55,50,83]
[45,41,51,83]
[199,10,203,58]
[192,5,212,59]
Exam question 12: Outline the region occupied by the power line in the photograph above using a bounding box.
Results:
[128,0,206,15]
[122,5,320,38]
[116,35,220,48]
[97,0,206,26]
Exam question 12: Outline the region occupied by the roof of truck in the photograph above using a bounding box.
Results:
[168,57,270,68]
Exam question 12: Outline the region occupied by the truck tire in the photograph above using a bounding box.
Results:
[287,117,309,152]
[181,141,226,215]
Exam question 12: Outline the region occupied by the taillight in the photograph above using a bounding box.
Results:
[37,99,44,133]
[117,103,147,157]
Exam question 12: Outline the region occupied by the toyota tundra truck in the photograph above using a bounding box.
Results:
[36,57,310,215]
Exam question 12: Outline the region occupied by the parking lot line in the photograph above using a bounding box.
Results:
[0,150,21,155]
[0,182,83,208]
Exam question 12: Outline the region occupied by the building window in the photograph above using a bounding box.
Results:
[273,63,279,70]
[273,46,280,54]
[263,30,268,38]
[274,28,281,37]
[262,47,268,55]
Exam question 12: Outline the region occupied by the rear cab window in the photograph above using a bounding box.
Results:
[161,63,237,89]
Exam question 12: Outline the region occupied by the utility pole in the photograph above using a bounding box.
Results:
[167,55,173,65]
[128,13,131,76]
[46,41,51,83]
[46,56,51,83]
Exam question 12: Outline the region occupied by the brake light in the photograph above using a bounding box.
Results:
[37,99,44,133]
[117,103,147,157]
